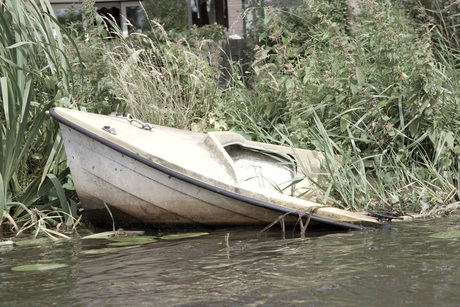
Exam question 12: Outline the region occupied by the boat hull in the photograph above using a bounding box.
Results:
[51,108,383,231]
[61,124,330,229]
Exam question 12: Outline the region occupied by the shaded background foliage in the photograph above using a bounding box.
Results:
[143,0,188,32]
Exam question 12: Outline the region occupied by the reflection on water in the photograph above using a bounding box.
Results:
[1,218,460,306]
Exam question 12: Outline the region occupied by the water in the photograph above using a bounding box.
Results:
[1,218,459,306]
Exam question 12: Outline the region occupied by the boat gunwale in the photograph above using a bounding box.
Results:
[48,108,378,231]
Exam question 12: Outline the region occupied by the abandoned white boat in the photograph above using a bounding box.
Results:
[49,107,383,231]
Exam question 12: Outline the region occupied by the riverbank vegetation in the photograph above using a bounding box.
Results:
[0,0,81,238]
[0,0,459,237]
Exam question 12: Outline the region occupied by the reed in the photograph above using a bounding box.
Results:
[0,0,80,236]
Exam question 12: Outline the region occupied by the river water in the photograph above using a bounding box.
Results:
[1,217,459,306]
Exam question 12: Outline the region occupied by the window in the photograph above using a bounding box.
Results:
[51,1,149,37]
[53,4,83,25]
[121,2,149,36]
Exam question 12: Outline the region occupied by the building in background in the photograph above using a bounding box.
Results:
[49,0,245,36]
[50,0,147,36]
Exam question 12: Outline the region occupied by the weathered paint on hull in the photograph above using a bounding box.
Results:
[61,124,316,228]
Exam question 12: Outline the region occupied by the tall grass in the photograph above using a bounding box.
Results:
[67,0,458,215]
[217,0,459,214]
[100,19,223,130]
[0,0,80,237]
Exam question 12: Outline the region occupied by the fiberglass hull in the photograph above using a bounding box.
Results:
[49,107,383,230]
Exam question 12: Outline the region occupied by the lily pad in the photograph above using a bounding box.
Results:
[0,240,14,247]
[160,232,209,240]
[429,230,460,239]
[107,240,156,247]
[106,235,157,242]
[81,245,140,255]
[11,263,68,272]
[82,230,145,239]
[106,236,157,246]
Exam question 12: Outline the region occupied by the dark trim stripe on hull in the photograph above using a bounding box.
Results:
[49,108,370,230]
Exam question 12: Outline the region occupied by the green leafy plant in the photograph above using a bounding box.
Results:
[0,0,81,237]
[218,0,459,214]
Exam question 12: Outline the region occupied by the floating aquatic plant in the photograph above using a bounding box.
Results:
[160,232,209,240]
[429,230,460,239]
[11,263,68,272]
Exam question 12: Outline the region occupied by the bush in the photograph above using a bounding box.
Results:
[218,0,459,213]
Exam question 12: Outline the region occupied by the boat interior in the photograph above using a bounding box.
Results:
[206,131,325,200]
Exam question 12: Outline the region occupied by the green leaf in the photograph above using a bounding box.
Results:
[82,230,145,239]
[444,131,454,150]
[340,115,350,133]
[356,66,365,86]
[107,235,157,242]
[11,263,68,271]
[107,236,157,246]
[0,173,5,214]
[350,83,359,96]
[0,240,14,247]
[46,174,71,226]
[160,232,209,240]
[429,231,460,239]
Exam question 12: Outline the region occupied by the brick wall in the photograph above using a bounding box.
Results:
[227,0,244,37]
